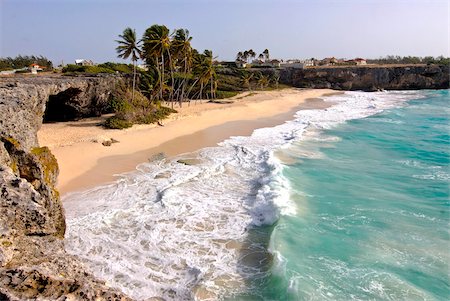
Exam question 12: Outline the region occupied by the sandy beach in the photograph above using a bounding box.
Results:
[38,88,336,194]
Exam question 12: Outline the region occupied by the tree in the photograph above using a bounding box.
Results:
[248,49,256,63]
[243,50,249,63]
[191,50,217,101]
[203,50,217,99]
[172,28,193,106]
[142,24,172,102]
[257,73,269,89]
[263,49,270,61]
[240,72,253,91]
[116,27,141,102]
[271,74,280,89]
[236,51,243,61]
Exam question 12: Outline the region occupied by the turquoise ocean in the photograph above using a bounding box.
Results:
[64,89,449,300]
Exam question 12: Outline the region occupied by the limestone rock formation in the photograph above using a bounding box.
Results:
[0,75,132,300]
[280,65,449,91]
[0,74,126,123]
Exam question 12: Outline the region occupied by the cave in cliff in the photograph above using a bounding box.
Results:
[43,87,82,122]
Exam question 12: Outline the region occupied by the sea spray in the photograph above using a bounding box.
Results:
[64,90,429,300]
[246,90,449,300]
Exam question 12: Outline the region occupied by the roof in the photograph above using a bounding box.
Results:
[75,59,91,64]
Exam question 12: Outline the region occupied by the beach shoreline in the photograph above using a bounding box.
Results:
[37,88,338,195]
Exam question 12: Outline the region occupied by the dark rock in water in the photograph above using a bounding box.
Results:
[0,77,132,299]
[149,152,166,162]
[102,140,112,147]
[279,65,449,91]
[177,158,201,166]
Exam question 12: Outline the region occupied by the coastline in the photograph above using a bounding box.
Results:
[38,88,337,194]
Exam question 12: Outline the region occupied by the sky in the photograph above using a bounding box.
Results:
[1,0,449,65]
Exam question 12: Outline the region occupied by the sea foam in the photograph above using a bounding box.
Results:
[64,90,425,300]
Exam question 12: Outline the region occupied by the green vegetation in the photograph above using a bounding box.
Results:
[62,64,115,74]
[367,55,450,65]
[62,24,285,131]
[116,27,141,103]
[61,62,134,74]
[236,49,269,63]
[97,62,133,73]
[104,82,177,129]
[111,24,220,108]
[104,116,133,129]
[0,55,53,71]
[214,90,239,99]
[30,146,59,194]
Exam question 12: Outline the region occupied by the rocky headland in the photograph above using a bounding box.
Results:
[279,64,449,91]
[0,74,131,300]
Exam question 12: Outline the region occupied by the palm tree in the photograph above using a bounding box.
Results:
[191,50,217,101]
[257,73,270,89]
[271,74,280,89]
[203,50,217,99]
[241,72,253,91]
[116,27,141,102]
[263,49,270,61]
[172,29,193,106]
[248,49,256,63]
[243,50,249,63]
[142,24,171,102]
[236,51,243,62]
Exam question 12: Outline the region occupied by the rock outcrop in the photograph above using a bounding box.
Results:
[280,64,449,91]
[0,75,131,300]
[0,74,127,123]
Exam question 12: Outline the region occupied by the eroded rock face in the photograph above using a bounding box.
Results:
[280,65,449,91]
[0,74,126,124]
[0,75,132,300]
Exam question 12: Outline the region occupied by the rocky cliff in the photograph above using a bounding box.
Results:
[0,74,127,123]
[0,75,131,300]
[280,65,449,91]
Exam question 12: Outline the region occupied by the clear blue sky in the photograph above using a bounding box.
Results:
[1,0,448,65]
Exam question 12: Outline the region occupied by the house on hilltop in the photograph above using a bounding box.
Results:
[281,60,305,69]
[320,57,339,66]
[75,59,94,66]
[29,63,44,74]
[345,58,367,65]
[250,59,281,68]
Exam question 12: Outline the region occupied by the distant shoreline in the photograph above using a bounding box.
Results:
[37,88,338,195]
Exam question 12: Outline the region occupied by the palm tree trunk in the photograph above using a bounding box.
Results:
[198,82,203,101]
[179,57,188,108]
[167,49,175,109]
[161,53,165,100]
[156,56,162,100]
[210,77,213,100]
[132,60,136,102]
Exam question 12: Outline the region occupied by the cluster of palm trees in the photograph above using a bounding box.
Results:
[236,49,270,63]
[240,71,279,91]
[116,25,217,108]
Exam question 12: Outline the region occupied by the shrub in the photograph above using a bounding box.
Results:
[106,97,133,113]
[62,64,115,74]
[215,90,239,99]
[104,116,133,129]
[62,64,84,73]
[138,106,177,124]
[15,69,30,74]
[98,62,133,73]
